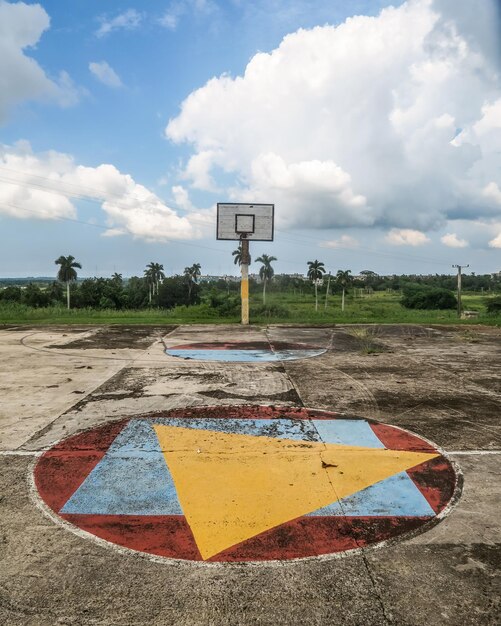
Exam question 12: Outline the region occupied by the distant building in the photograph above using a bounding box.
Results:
[199,274,240,283]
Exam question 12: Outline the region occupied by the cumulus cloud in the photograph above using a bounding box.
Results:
[172,185,193,211]
[89,61,123,88]
[96,9,142,38]
[489,232,501,248]
[441,233,468,248]
[483,182,501,206]
[0,142,207,241]
[166,0,501,232]
[0,1,80,123]
[322,235,359,249]
[386,229,431,246]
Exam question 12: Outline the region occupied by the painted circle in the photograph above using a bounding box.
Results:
[165,341,326,362]
[34,406,460,563]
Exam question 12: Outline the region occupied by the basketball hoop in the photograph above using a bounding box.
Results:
[217,203,274,325]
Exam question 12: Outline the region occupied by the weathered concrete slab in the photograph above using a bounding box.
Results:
[0,323,499,625]
[0,328,131,450]
[284,325,501,450]
[21,360,299,451]
[366,543,500,625]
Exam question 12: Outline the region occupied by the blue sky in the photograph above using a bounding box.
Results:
[0,0,500,278]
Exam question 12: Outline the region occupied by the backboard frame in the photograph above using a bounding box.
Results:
[217,203,274,241]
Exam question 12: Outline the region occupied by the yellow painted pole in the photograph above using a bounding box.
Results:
[241,238,250,325]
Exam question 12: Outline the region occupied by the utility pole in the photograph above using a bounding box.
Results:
[452,264,469,318]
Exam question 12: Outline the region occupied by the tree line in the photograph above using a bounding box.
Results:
[0,252,500,312]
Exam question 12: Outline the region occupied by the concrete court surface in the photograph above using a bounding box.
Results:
[0,323,500,625]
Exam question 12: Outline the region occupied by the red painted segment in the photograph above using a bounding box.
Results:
[407,456,457,514]
[60,514,429,562]
[61,514,202,560]
[34,420,127,513]
[148,405,339,422]
[168,341,321,351]
[370,422,436,452]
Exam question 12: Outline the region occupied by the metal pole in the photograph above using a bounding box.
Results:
[453,264,469,318]
[241,238,250,325]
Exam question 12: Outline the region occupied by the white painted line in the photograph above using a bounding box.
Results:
[449,450,501,456]
[0,449,43,456]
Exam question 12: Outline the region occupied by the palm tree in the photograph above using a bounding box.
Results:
[111,272,123,285]
[255,254,277,304]
[144,262,165,303]
[55,255,82,309]
[232,244,251,266]
[143,267,154,303]
[336,269,353,311]
[307,260,326,311]
[184,263,202,301]
[191,262,201,282]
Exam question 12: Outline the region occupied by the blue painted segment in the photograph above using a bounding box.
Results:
[152,417,320,442]
[311,419,385,448]
[308,472,436,517]
[61,416,431,519]
[152,416,385,447]
[166,349,325,362]
[61,420,183,515]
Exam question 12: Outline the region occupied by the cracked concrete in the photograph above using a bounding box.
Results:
[0,323,500,625]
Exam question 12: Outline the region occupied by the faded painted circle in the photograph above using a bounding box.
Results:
[34,406,460,563]
[165,341,326,362]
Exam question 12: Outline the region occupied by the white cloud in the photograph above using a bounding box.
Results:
[172,185,193,211]
[159,0,218,30]
[96,9,142,38]
[386,229,431,246]
[159,12,178,30]
[0,1,80,123]
[489,232,501,248]
[483,182,501,206]
[184,151,219,191]
[166,0,501,232]
[89,61,123,88]
[441,233,468,248]
[0,142,206,241]
[245,154,370,229]
[322,235,359,249]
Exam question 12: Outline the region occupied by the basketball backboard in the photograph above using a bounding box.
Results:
[217,203,274,241]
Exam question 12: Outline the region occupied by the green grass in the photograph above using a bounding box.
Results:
[1,291,499,326]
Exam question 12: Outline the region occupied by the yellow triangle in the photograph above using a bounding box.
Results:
[153,425,438,560]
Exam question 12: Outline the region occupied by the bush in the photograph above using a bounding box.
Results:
[251,303,290,318]
[401,286,457,310]
[202,288,240,315]
[158,276,200,309]
[0,286,22,303]
[485,295,501,314]
[23,283,50,307]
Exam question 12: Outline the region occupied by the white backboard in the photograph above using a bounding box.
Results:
[217,203,274,241]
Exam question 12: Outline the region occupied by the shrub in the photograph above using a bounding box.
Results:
[158,276,200,309]
[401,286,457,310]
[23,283,50,307]
[202,288,239,315]
[485,295,501,314]
[251,303,290,318]
[0,286,22,303]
